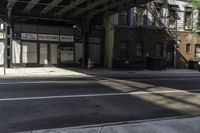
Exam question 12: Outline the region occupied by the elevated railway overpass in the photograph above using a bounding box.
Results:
[0,0,153,68]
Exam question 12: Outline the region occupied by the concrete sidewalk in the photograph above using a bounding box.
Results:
[17,116,200,133]
[0,67,199,77]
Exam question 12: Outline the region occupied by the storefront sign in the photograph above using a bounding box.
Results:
[38,34,59,41]
[21,33,37,40]
[60,35,74,42]
[89,37,101,43]
[61,47,74,63]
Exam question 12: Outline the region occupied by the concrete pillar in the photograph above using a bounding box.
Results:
[104,16,115,68]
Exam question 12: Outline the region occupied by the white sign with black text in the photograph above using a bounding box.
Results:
[60,35,74,42]
[21,33,37,41]
[38,34,59,41]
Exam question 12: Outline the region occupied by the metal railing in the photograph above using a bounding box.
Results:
[146,0,178,40]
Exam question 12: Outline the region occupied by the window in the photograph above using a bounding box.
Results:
[186,43,191,53]
[22,42,37,63]
[120,41,128,59]
[195,44,200,58]
[119,11,128,25]
[168,9,177,28]
[198,11,200,30]
[155,43,163,57]
[184,8,193,30]
[136,7,145,26]
[136,43,142,56]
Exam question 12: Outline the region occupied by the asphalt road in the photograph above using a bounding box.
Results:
[0,75,200,132]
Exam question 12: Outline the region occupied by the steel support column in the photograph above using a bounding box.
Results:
[82,17,92,68]
[5,7,12,68]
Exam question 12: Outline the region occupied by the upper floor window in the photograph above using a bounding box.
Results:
[168,5,179,29]
[198,11,200,29]
[136,7,146,26]
[168,9,177,28]
[184,7,193,30]
[119,11,128,26]
[186,43,192,53]
[195,44,200,58]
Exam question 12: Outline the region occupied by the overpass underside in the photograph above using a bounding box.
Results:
[0,0,152,68]
[1,0,152,20]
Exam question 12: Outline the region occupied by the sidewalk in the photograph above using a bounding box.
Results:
[18,116,200,133]
[0,67,199,77]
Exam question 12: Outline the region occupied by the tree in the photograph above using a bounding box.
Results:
[191,0,200,27]
[192,0,200,9]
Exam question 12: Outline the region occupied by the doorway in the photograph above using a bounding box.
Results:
[166,44,174,68]
[40,43,58,66]
[40,43,48,65]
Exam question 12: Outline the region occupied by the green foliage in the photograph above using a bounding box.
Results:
[192,0,200,9]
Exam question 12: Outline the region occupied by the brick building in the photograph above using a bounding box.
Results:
[104,0,200,69]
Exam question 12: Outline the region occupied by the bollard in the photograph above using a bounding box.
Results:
[87,58,94,70]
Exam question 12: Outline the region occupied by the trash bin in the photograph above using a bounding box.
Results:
[198,62,200,72]
[188,60,199,70]
[146,57,167,70]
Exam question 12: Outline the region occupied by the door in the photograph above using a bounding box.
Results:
[75,43,83,64]
[40,43,48,65]
[90,43,101,64]
[50,43,58,64]
[166,44,174,68]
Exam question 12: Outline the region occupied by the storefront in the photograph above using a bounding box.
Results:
[12,29,83,67]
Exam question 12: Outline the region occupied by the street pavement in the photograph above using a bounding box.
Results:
[0,70,199,132]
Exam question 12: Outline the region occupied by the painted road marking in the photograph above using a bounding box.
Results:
[0,77,200,85]
[0,89,199,102]
[0,80,96,85]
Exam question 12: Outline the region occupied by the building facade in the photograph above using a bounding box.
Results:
[0,22,105,68]
[0,0,199,69]
[104,0,200,69]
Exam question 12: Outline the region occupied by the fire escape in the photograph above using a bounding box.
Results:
[146,0,179,42]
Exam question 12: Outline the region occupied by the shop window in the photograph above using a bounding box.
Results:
[22,42,37,63]
[119,11,128,26]
[155,43,163,57]
[184,8,193,30]
[136,43,143,57]
[120,41,128,59]
[186,43,192,53]
[195,44,200,58]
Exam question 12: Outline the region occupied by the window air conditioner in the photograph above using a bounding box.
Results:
[185,25,192,30]
[169,24,175,29]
